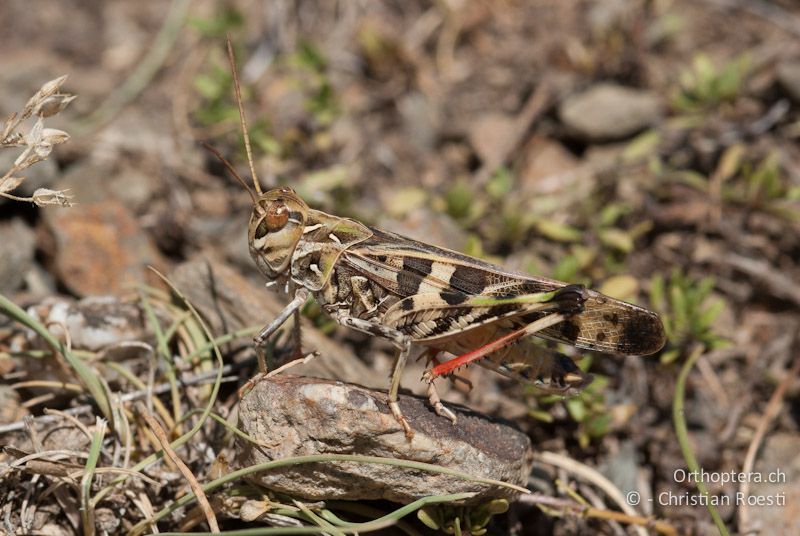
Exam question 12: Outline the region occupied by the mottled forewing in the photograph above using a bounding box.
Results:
[343,227,666,356]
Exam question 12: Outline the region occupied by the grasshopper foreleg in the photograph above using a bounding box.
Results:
[240,288,311,398]
[335,313,415,439]
[254,288,309,371]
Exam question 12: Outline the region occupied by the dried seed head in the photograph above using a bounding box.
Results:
[41,128,70,146]
[22,75,68,120]
[39,75,68,97]
[32,188,74,207]
[38,94,76,118]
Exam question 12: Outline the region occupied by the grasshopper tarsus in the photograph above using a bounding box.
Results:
[424,374,458,425]
[427,380,458,425]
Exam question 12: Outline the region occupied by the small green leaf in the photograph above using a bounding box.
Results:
[661,348,681,364]
[446,180,476,221]
[528,408,555,422]
[585,413,612,438]
[486,167,514,199]
[650,273,666,311]
[553,253,579,281]
[535,219,583,242]
[565,398,587,422]
[598,227,634,253]
[599,275,639,302]
[715,143,745,183]
[417,507,442,529]
[698,299,725,330]
[622,130,661,163]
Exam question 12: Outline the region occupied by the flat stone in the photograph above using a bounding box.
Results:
[517,136,594,207]
[559,83,662,141]
[43,200,165,296]
[237,375,534,505]
[26,295,152,352]
[468,112,518,165]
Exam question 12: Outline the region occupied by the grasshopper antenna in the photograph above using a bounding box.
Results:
[226,35,263,197]
[202,141,259,205]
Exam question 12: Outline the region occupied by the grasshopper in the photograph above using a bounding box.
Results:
[221,41,666,438]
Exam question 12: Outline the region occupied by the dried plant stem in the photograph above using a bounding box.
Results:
[0,368,238,436]
[135,402,219,533]
[518,493,677,536]
[535,451,660,536]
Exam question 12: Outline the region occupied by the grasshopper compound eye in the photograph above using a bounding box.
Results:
[266,201,289,232]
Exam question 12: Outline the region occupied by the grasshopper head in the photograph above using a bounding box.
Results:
[249,186,308,279]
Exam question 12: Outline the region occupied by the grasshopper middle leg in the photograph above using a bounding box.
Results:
[335,313,416,439]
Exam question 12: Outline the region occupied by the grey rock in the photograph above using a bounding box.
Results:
[399,91,438,153]
[598,441,639,498]
[0,219,36,293]
[237,375,534,505]
[559,83,662,141]
[26,295,152,352]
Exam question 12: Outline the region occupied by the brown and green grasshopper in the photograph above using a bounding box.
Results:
[222,42,666,439]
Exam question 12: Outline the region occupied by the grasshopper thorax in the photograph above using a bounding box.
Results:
[249,186,308,280]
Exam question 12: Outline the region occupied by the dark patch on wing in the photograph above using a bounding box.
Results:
[440,290,467,305]
[449,264,488,295]
[596,331,607,342]
[397,257,433,296]
[617,311,666,355]
[401,297,415,311]
[558,320,580,342]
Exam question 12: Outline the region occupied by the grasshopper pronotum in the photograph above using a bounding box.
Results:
[221,41,666,439]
